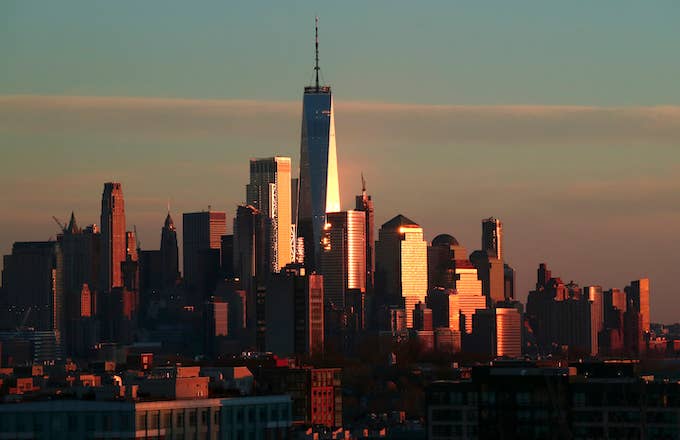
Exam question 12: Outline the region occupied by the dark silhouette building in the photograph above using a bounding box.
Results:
[56,214,100,353]
[427,234,467,291]
[182,211,227,300]
[160,212,179,288]
[526,263,598,356]
[1,241,63,333]
[233,205,269,342]
[261,267,324,357]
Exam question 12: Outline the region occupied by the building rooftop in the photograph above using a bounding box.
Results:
[382,214,419,230]
[432,234,459,247]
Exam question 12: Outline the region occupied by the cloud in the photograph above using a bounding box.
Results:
[1,95,679,146]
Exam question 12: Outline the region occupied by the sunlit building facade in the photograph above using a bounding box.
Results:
[495,307,522,357]
[100,182,126,291]
[627,278,650,333]
[375,215,427,329]
[321,210,366,309]
[454,262,487,334]
[297,86,340,270]
[355,178,375,294]
[246,157,293,272]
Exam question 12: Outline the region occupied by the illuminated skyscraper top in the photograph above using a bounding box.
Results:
[297,17,340,270]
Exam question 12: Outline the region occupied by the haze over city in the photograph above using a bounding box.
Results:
[2,0,679,323]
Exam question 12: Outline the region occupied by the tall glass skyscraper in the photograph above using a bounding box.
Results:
[375,215,428,329]
[297,18,340,270]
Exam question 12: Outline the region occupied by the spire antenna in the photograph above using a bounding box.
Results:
[315,16,320,91]
[361,172,366,193]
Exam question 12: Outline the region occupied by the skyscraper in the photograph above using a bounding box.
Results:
[626,278,650,334]
[454,261,487,334]
[427,234,468,290]
[100,182,126,292]
[232,205,269,336]
[160,212,179,288]
[2,241,63,332]
[57,213,100,351]
[375,215,427,329]
[297,18,340,270]
[263,267,324,357]
[182,211,227,296]
[321,210,366,309]
[472,218,505,305]
[494,307,522,358]
[482,217,503,260]
[246,156,293,272]
[355,175,375,294]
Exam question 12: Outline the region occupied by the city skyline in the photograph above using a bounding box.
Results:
[2,4,679,322]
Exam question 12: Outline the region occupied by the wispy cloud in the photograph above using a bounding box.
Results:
[1,95,679,146]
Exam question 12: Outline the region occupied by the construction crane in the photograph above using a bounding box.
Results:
[52,216,66,233]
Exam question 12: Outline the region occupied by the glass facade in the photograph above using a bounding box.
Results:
[246,157,293,272]
[400,226,428,329]
[321,211,366,308]
[297,87,340,270]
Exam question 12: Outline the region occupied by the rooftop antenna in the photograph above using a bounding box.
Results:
[315,16,320,91]
[361,172,366,194]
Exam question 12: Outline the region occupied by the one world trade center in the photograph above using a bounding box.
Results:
[297,17,340,270]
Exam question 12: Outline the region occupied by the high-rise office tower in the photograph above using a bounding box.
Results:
[246,157,293,272]
[470,250,505,305]
[233,205,269,335]
[470,306,521,358]
[526,264,599,356]
[494,307,522,358]
[232,205,269,289]
[375,215,427,329]
[297,18,341,270]
[584,285,604,333]
[182,211,227,295]
[57,213,100,351]
[220,234,234,277]
[482,217,503,260]
[454,261,487,334]
[355,175,375,294]
[626,278,650,333]
[100,182,126,292]
[503,264,515,300]
[472,218,505,305]
[427,234,468,290]
[2,241,63,332]
[263,267,324,357]
[160,212,179,288]
[321,210,366,309]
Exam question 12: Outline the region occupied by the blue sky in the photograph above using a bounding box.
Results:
[1,1,679,321]
[2,1,680,104]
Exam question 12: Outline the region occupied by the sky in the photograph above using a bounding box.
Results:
[1,1,679,321]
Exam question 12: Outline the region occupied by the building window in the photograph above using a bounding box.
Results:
[176,413,184,428]
[189,411,197,427]
[136,413,146,431]
[162,412,172,429]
